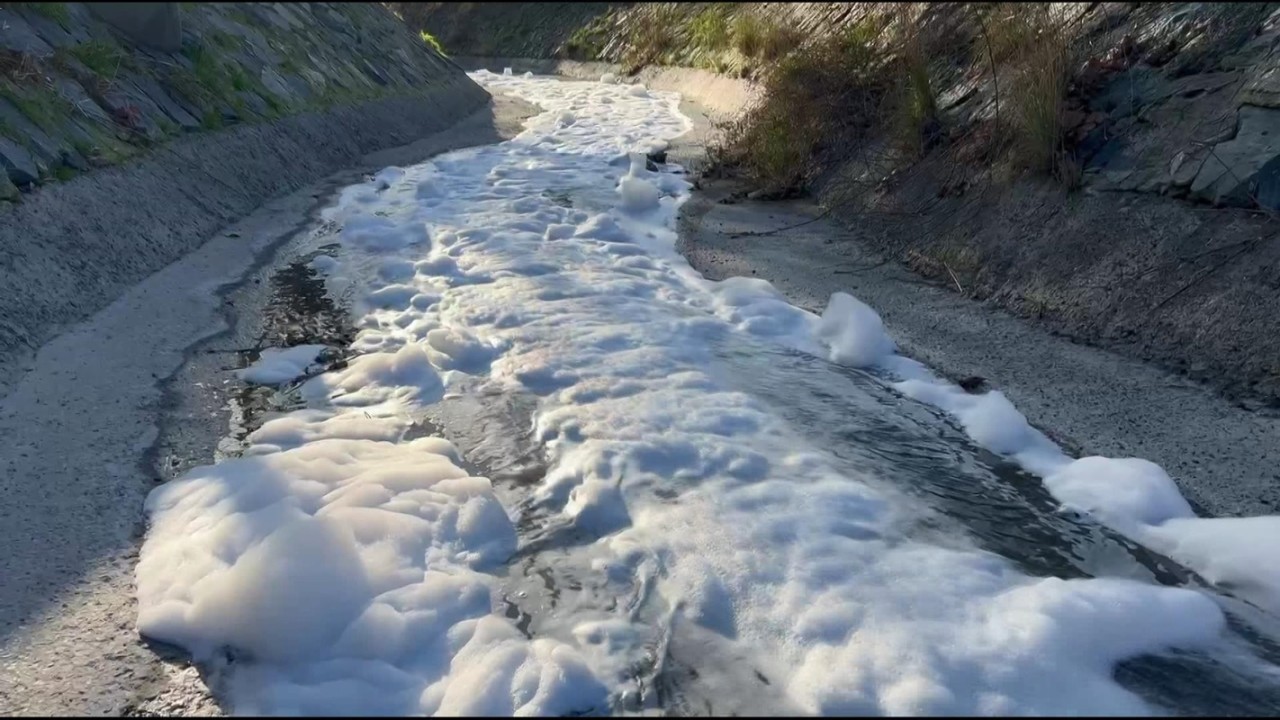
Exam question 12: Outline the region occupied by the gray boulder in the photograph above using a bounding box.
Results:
[1190,105,1280,208]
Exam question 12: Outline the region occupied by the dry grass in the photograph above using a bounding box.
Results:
[887,6,938,158]
[621,4,684,72]
[731,12,802,65]
[984,3,1080,179]
[712,20,894,193]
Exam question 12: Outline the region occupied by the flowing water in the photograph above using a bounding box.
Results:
[135,72,1280,716]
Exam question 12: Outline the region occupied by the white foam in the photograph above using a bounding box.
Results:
[803,292,1280,615]
[1045,457,1196,529]
[137,72,1253,716]
[236,344,326,385]
[1145,516,1280,613]
[816,291,895,368]
[309,254,338,274]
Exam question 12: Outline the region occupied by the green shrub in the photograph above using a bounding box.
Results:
[419,30,446,56]
[23,2,71,27]
[713,26,891,192]
[887,8,938,158]
[201,109,223,130]
[690,5,732,50]
[731,12,802,65]
[731,13,766,58]
[68,40,128,76]
[621,4,682,72]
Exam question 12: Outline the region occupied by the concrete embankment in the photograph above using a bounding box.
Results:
[0,1,491,397]
[0,76,489,396]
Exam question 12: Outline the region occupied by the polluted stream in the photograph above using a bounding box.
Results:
[140,72,1280,716]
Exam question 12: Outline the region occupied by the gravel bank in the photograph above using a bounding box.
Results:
[677,179,1280,520]
[0,94,537,716]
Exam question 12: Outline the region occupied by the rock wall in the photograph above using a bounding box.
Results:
[0,2,491,384]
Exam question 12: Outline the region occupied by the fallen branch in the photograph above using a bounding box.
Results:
[944,261,965,294]
[730,207,833,238]
[1145,238,1260,316]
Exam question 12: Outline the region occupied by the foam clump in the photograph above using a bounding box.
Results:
[302,343,444,408]
[616,152,662,212]
[816,291,895,368]
[138,434,604,714]
[236,345,326,385]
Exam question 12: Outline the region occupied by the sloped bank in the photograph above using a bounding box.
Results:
[0,75,490,395]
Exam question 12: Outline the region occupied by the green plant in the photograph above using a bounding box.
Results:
[228,64,251,92]
[70,136,94,156]
[68,40,128,76]
[167,66,217,110]
[419,30,446,56]
[690,5,732,51]
[210,31,243,52]
[23,2,70,27]
[731,12,801,64]
[201,109,223,130]
[564,19,609,60]
[731,13,766,58]
[887,8,938,158]
[52,164,75,181]
[154,115,178,136]
[187,44,224,90]
[713,26,892,192]
[1,80,71,134]
[621,4,682,72]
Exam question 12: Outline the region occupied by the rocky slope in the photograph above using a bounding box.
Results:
[412,2,1280,406]
[0,2,457,197]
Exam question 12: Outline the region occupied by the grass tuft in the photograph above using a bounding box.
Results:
[68,40,128,77]
[419,30,446,56]
[713,22,890,193]
[22,2,70,27]
[994,3,1079,178]
[690,5,732,51]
